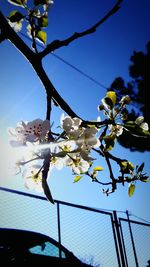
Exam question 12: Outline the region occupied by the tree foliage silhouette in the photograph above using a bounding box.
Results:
[109,41,150,152]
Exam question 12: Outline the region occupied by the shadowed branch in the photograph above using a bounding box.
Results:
[39,0,123,58]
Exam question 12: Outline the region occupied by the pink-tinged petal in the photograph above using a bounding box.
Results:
[15,126,25,134]
[9,140,24,147]
[32,118,43,125]
[7,127,16,137]
[42,120,50,129]
[85,127,98,135]
[26,134,38,142]
[8,119,51,145]
[73,118,82,127]
[27,119,42,129]
[20,121,27,128]
[63,117,73,131]
[70,129,81,139]
[80,150,95,161]
[87,137,98,146]
[41,120,50,136]
[93,138,101,148]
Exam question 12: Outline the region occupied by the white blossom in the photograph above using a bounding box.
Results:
[60,114,82,138]
[80,148,96,161]
[135,116,149,131]
[53,156,69,170]
[70,157,90,175]
[9,155,25,175]
[27,24,32,38]
[58,140,76,152]
[120,95,131,105]
[109,124,123,137]
[76,127,100,149]
[22,165,43,192]
[52,140,76,170]
[8,119,50,146]
[8,20,23,32]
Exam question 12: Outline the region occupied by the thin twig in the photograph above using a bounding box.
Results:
[39,0,123,58]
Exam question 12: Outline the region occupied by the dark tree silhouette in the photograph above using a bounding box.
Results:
[146,259,150,267]
[108,41,150,152]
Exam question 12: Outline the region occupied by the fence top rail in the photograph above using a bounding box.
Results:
[0,186,112,216]
[119,217,150,227]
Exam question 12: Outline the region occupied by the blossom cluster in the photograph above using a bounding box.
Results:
[7,91,149,197]
[8,116,100,193]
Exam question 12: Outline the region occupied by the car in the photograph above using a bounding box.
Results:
[0,228,92,266]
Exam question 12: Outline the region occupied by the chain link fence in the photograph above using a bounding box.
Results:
[119,218,150,267]
[0,187,150,267]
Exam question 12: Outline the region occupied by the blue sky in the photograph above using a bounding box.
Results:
[0,0,150,224]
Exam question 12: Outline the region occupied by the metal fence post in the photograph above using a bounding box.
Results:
[111,214,122,267]
[57,202,62,258]
[113,211,126,267]
[119,219,129,267]
[126,210,139,267]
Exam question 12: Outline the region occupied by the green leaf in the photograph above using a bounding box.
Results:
[104,142,115,151]
[38,16,48,28]
[137,162,144,173]
[121,161,134,174]
[140,129,150,136]
[104,133,116,142]
[125,176,132,182]
[124,122,150,137]
[140,176,149,182]
[8,10,24,22]
[93,166,104,172]
[125,121,135,125]
[128,183,135,197]
[42,178,54,204]
[8,0,27,7]
[104,136,116,152]
[135,125,150,136]
[73,175,83,183]
[36,30,47,44]
[128,162,134,171]
[104,91,116,109]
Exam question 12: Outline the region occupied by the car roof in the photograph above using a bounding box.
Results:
[0,228,73,256]
[0,228,92,267]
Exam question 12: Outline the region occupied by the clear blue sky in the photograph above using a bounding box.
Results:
[0,0,150,223]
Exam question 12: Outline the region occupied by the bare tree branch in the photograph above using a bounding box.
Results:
[33,59,81,118]
[39,0,123,58]
[0,11,35,62]
[0,10,122,132]
[0,29,6,43]
[0,11,80,118]
[103,151,117,193]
